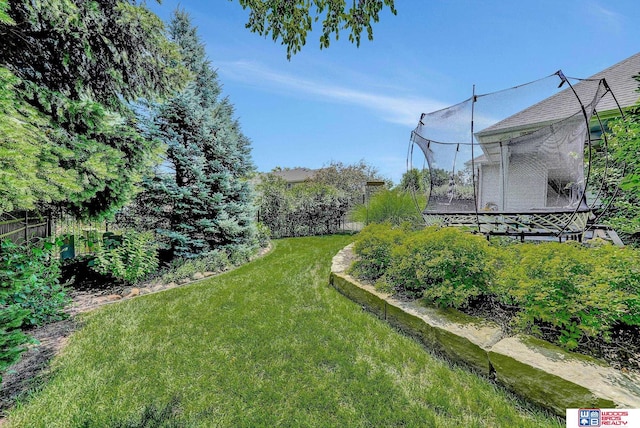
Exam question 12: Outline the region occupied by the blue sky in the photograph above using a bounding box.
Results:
[148,0,640,184]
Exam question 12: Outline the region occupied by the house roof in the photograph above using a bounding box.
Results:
[476,52,640,137]
[271,168,317,183]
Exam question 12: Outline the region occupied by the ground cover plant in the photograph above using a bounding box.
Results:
[5,236,560,427]
[90,230,159,284]
[350,224,640,369]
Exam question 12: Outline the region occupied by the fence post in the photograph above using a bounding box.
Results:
[47,210,53,239]
[24,211,29,243]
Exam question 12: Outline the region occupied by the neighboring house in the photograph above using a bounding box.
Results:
[250,167,319,189]
[413,52,640,238]
[270,167,318,187]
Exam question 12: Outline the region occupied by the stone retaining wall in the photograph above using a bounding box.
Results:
[330,244,640,416]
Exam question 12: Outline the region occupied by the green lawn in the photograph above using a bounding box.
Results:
[6,235,562,427]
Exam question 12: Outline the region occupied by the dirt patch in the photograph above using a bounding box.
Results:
[0,319,77,415]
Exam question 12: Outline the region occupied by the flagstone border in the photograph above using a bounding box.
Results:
[330,244,640,416]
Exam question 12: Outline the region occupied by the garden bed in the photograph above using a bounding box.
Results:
[331,243,640,415]
[348,224,640,373]
[463,296,640,373]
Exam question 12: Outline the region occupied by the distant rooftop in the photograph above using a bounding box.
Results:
[271,168,318,183]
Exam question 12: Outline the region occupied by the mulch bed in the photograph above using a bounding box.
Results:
[444,295,640,374]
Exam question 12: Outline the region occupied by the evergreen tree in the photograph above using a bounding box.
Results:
[140,10,256,258]
[0,0,186,218]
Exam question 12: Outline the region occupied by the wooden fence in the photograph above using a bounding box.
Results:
[0,211,52,244]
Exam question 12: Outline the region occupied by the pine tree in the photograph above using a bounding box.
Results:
[142,10,257,258]
[0,0,186,218]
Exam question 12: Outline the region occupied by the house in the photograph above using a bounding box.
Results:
[249,167,318,190]
[412,52,640,238]
[473,52,640,214]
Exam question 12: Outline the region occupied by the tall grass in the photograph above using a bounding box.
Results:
[6,236,561,427]
[351,189,425,226]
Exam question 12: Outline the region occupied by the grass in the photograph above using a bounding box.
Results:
[6,235,562,427]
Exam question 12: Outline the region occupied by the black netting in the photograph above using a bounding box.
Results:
[410,73,608,226]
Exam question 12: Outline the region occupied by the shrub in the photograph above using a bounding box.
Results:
[90,231,159,284]
[257,176,350,238]
[0,305,33,383]
[494,241,639,349]
[0,239,69,327]
[349,223,410,281]
[255,222,271,247]
[590,243,640,326]
[1,239,68,381]
[384,227,493,305]
[161,250,231,284]
[349,225,640,353]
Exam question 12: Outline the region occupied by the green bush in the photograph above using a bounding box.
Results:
[384,227,493,305]
[494,241,639,349]
[91,231,159,284]
[161,250,231,284]
[0,239,69,326]
[349,223,410,281]
[1,239,68,381]
[350,226,640,352]
[0,305,33,383]
[255,222,271,247]
[257,176,350,238]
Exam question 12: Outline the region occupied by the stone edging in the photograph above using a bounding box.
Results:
[329,244,640,416]
[67,243,274,315]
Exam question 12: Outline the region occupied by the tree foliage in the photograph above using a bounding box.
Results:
[593,76,640,243]
[0,0,186,218]
[0,68,81,213]
[236,0,396,58]
[0,0,13,24]
[125,10,257,258]
[0,0,184,109]
[312,160,388,205]
[256,175,349,238]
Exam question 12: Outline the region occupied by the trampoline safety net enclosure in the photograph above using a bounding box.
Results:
[409,71,617,238]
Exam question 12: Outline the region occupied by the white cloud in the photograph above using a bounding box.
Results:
[586,2,624,32]
[217,60,447,127]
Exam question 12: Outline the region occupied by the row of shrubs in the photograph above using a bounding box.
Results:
[350,223,640,351]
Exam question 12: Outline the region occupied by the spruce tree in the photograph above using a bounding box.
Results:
[144,10,257,258]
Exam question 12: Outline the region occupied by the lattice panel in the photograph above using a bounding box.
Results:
[423,211,590,236]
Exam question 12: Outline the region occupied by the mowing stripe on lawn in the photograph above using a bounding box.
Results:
[6,236,562,427]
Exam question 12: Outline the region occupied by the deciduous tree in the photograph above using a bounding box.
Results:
[236,0,396,58]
